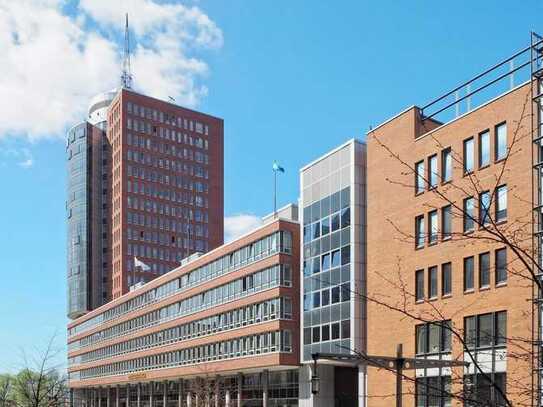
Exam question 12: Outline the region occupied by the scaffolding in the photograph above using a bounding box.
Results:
[531,31,543,407]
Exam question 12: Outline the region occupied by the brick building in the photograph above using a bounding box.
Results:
[67,207,299,407]
[365,40,540,406]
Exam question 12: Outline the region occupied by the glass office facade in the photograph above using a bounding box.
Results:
[300,139,366,363]
[67,122,91,319]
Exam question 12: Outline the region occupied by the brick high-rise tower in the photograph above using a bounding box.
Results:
[66,87,224,317]
[107,88,223,300]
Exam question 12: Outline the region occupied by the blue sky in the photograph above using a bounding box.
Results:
[0,0,541,371]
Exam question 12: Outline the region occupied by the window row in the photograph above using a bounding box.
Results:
[77,262,291,351]
[126,101,210,136]
[127,227,207,248]
[77,297,293,364]
[303,207,350,244]
[303,283,350,311]
[415,185,507,249]
[303,319,350,345]
[415,320,452,355]
[463,186,508,232]
[415,263,452,302]
[415,248,507,301]
[126,150,208,179]
[463,122,507,173]
[127,130,208,154]
[68,231,292,337]
[463,248,507,291]
[414,122,507,194]
[80,330,292,379]
[126,210,207,234]
[127,196,208,221]
[303,187,350,226]
[127,165,209,195]
[304,245,351,276]
[126,132,209,165]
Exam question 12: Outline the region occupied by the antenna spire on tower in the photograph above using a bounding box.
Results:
[121,13,133,89]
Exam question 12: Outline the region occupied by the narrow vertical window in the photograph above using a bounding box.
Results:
[463,197,475,232]
[415,160,425,194]
[479,191,491,225]
[416,269,425,301]
[428,155,438,188]
[495,248,507,284]
[441,205,452,240]
[441,147,452,183]
[442,262,452,296]
[496,185,507,222]
[428,266,438,298]
[478,130,490,168]
[495,122,507,161]
[464,256,474,291]
[428,210,438,245]
[479,252,490,288]
[463,137,474,173]
[416,215,425,248]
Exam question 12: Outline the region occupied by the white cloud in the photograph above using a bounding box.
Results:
[224,214,263,243]
[19,157,34,168]
[0,143,34,168]
[0,0,222,141]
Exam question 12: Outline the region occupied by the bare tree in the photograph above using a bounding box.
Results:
[11,335,68,407]
[0,375,14,407]
[351,85,537,407]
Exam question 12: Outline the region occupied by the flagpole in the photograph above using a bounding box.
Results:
[274,169,277,218]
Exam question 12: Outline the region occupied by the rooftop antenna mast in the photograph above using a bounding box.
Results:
[121,13,133,89]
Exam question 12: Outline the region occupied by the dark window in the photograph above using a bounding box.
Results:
[331,286,340,303]
[340,283,350,302]
[341,207,350,228]
[416,269,425,301]
[321,324,330,341]
[428,266,438,298]
[415,320,451,355]
[442,262,452,296]
[416,215,425,248]
[341,320,350,339]
[463,137,474,173]
[495,122,507,161]
[495,248,507,284]
[478,130,490,167]
[464,311,507,349]
[479,252,490,288]
[479,191,491,225]
[321,289,330,306]
[464,256,474,291]
[441,205,452,239]
[441,147,452,183]
[312,326,320,343]
[428,155,438,188]
[415,160,425,194]
[331,322,340,340]
[463,197,475,232]
[341,245,350,265]
[312,291,321,308]
[495,185,507,222]
[331,249,340,268]
[331,213,340,232]
[428,211,438,244]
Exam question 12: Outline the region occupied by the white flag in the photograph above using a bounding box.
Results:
[134,257,151,272]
